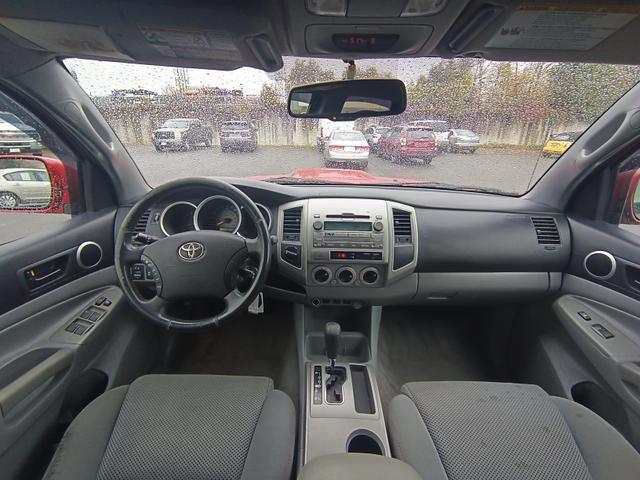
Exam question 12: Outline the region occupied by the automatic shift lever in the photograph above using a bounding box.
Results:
[325,321,341,370]
[324,321,345,403]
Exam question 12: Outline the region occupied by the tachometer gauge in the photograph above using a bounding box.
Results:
[195,196,242,234]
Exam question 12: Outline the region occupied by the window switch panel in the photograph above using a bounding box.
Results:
[577,311,591,321]
[591,323,614,339]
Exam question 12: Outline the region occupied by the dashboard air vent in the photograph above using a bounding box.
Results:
[392,209,412,244]
[133,209,151,233]
[531,217,560,245]
[283,207,302,242]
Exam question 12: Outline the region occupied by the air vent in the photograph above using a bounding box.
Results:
[392,209,412,243]
[283,207,302,242]
[531,217,560,245]
[133,209,151,233]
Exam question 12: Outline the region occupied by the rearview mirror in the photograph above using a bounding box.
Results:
[288,79,406,121]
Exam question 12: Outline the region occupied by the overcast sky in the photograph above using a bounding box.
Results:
[65,57,436,97]
[65,59,271,96]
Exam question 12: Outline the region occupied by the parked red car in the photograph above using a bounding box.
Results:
[377,125,438,164]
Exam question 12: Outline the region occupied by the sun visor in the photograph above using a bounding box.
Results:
[439,1,640,65]
[0,1,283,71]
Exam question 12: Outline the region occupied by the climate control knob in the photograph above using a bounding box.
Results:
[336,267,356,285]
[361,267,379,285]
[312,266,331,284]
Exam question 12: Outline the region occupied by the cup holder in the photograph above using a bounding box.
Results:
[346,429,384,455]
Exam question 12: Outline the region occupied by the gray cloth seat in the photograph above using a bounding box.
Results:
[44,374,296,480]
[388,381,640,480]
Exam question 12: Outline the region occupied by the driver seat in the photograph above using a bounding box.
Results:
[44,375,295,480]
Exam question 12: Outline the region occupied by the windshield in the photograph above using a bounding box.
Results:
[161,120,190,129]
[407,129,434,139]
[453,129,475,137]
[222,122,250,130]
[66,58,640,195]
[332,131,365,142]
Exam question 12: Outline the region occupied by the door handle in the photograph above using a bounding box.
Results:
[32,268,62,282]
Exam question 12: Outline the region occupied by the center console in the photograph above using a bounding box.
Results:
[277,198,418,305]
[296,304,390,465]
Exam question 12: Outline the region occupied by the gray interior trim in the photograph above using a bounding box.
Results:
[413,272,555,304]
[241,390,296,480]
[387,394,448,480]
[0,349,73,417]
[552,396,640,480]
[298,453,423,480]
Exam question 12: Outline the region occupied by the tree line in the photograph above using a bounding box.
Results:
[268,58,640,135]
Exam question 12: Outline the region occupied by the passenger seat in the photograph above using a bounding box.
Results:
[387,381,640,479]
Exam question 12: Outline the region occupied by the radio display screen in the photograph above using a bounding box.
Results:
[324,221,372,231]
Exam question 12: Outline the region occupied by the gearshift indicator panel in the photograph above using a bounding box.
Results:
[313,366,323,404]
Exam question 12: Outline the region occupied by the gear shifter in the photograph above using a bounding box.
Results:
[324,322,346,403]
[325,321,341,371]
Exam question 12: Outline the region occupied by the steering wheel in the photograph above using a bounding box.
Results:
[115,178,271,329]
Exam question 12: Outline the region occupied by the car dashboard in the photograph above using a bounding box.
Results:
[124,179,571,307]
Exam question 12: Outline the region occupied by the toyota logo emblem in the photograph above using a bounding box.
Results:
[178,242,205,262]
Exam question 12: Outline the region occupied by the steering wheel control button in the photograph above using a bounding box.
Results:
[140,255,163,293]
[177,241,206,262]
[131,263,146,281]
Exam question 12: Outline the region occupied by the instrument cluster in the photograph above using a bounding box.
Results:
[159,195,271,239]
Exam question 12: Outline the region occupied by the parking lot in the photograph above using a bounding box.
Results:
[129,145,553,194]
[0,145,554,245]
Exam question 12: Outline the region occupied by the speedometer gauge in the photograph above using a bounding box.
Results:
[195,196,242,234]
[214,205,240,233]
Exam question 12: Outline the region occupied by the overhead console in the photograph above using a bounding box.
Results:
[277,199,418,304]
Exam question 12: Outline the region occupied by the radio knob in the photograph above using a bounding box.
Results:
[313,221,323,231]
[373,221,384,232]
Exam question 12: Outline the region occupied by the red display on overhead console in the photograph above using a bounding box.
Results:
[332,34,399,53]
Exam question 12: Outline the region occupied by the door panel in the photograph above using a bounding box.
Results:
[0,267,157,478]
[0,208,158,478]
[0,209,116,315]
[553,216,640,449]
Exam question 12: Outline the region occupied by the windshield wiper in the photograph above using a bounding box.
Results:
[262,177,350,185]
[391,180,514,195]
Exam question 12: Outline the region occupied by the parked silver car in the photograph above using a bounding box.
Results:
[0,167,51,208]
[448,128,480,153]
[323,130,370,169]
